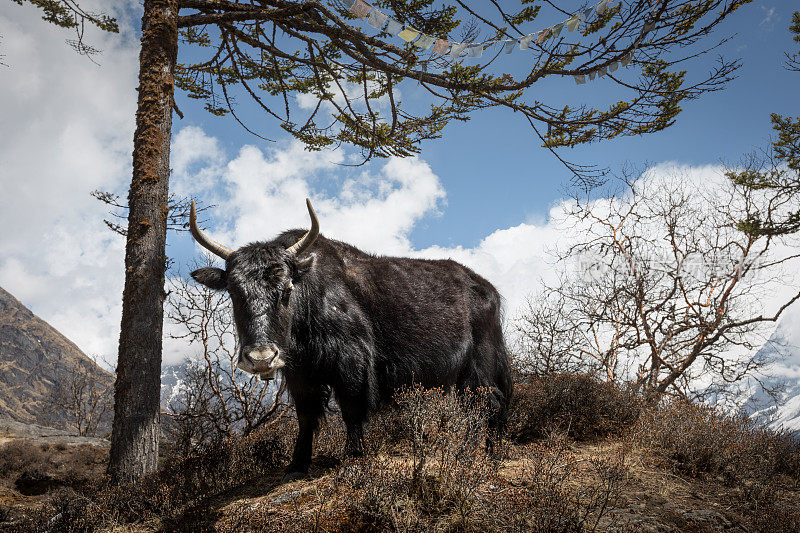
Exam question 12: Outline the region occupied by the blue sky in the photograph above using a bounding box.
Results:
[1,0,798,368]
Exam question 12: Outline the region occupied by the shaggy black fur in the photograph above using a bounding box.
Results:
[192,230,513,476]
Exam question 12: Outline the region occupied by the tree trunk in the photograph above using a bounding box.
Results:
[108,0,178,485]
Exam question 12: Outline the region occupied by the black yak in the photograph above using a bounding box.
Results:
[189,198,512,479]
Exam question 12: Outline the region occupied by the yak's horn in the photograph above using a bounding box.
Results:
[189,200,234,260]
[286,198,319,256]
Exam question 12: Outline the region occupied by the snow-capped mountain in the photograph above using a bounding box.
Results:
[731,324,800,438]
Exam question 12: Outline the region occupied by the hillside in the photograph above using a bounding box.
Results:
[0,285,114,432]
[5,377,798,531]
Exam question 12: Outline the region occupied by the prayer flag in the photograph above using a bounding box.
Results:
[519,33,535,50]
[341,0,356,7]
[503,39,517,54]
[574,74,587,84]
[583,7,594,20]
[449,42,468,58]
[414,34,436,50]
[608,60,619,72]
[398,27,420,42]
[467,44,483,57]
[552,22,564,38]
[596,0,610,14]
[350,0,371,19]
[589,71,596,81]
[366,8,388,29]
[566,14,580,31]
[432,38,450,55]
[536,28,549,45]
[620,52,632,67]
[385,18,403,36]
[598,65,608,77]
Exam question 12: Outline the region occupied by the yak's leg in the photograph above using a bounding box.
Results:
[285,387,325,480]
[338,395,367,458]
[458,363,506,457]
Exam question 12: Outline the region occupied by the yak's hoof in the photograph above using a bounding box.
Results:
[282,470,307,483]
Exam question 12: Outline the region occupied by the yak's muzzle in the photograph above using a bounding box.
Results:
[238,344,285,377]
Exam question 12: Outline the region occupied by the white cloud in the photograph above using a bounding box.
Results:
[0,0,140,366]
[759,6,777,31]
[295,74,397,115]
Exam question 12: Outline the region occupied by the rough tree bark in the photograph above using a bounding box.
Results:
[107,0,178,485]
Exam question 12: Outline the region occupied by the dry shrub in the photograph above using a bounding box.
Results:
[633,400,800,481]
[0,440,107,495]
[632,398,800,526]
[269,387,623,533]
[496,434,626,532]
[506,373,641,443]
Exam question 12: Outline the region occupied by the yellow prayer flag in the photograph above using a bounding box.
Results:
[398,27,420,42]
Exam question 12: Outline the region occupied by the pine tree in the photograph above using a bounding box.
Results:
[729,12,800,236]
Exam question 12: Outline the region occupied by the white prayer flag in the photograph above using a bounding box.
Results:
[467,44,483,57]
[583,7,594,20]
[385,18,403,36]
[620,52,632,67]
[551,22,564,38]
[589,71,597,81]
[596,0,610,14]
[503,39,517,54]
[566,14,580,32]
[609,60,619,72]
[598,65,608,77]
[449,43,468,58]
[414,34,436,50]
[341,0,356,7]
[519,33,535,50]
[574,74,587,84]
[366,9,388,29]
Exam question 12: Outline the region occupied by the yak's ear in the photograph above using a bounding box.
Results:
[191,267,227,290]
[293,254,316,281]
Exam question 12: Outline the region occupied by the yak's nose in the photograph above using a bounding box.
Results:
[237,344,285,374]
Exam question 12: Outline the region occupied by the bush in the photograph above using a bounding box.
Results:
[632,399,800,516]
[0,440,107,495]
[506,373,641,443]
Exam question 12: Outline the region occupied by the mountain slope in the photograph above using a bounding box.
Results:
[0,285,114,431]
[725,327,800,437]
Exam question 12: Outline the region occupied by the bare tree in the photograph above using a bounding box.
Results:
[164,261,286,455]
[517,168,800,402]
[513,291,590,377]
[46,360,113,437]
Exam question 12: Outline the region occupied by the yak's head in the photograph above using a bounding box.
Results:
[189,199,318,379]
